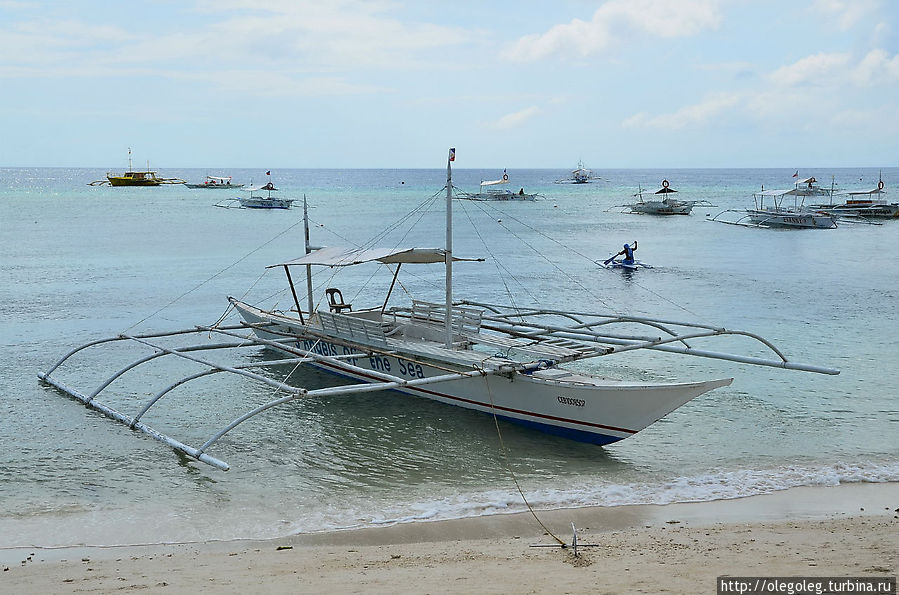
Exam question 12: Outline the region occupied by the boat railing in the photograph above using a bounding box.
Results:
[318,311,388,348]
[382,301,483,347]
[409,300,483,335]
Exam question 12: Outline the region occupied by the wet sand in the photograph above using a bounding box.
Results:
[3,483,897,594]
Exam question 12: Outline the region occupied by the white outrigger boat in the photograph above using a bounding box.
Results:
[711,187,838,229]
[617,180,714,215]
[458,169,538,201]
[811,176,897,219]
[556,160,600,184]
[39,149,839,470]
[185,175,244,189]
[216,182,294,209]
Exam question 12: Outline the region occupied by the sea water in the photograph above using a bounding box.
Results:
[1,166,897,549]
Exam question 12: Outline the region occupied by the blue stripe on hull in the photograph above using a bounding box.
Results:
[491,414,625,445]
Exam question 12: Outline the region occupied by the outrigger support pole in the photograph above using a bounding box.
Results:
[39,373,232,471]
[39,322,547,470]
[462,301,840,375]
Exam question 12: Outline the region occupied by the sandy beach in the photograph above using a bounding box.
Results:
[3,483,896,594]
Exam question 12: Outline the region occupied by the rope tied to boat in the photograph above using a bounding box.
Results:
[480,363,566,547]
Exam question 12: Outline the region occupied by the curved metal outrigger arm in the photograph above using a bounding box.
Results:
[41,324,254,378]
[459,301,838,375]
[38,322,543,470]
[38,372,233,471]
[130,356,306,426]
[545,329,838,374]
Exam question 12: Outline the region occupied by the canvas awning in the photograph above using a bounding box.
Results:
[268,246,482,268]
[756,189,799,197]
[847,188,884,196]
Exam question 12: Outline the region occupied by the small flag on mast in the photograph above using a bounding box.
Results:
[792,170,798,178]
[448,148,455,162]
[266,170,271,176]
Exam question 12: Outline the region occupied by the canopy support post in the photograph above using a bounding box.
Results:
[303,195,314,315]
[283,265,304,324]
[381,263,402,315]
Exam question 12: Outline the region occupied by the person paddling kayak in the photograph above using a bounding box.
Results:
[615,241,637,265]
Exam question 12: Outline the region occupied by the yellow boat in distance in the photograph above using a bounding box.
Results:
[107,170,164,186]
[90,148,185,186]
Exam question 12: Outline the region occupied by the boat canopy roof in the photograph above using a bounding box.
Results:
[246,183,277,191]
[206,176,232,181]
[480,178,509,187]
[847,187,885,196]
[268,246,481,268]
[796,177,817,185]
[654,187,677,194]
[756,188,800,197]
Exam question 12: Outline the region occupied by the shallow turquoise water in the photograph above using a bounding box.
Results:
[1,166,897,548]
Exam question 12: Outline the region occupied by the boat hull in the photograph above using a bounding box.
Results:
[746,209,837,228]
[185,183,245,189]
[107,176,161,186]
[604,260,649,270]
[303,346,728,444]
[465,191,537,201]
[816,203,899,218]
[231,301,732,445]
[631,201,693,215]
[238,198,294,209]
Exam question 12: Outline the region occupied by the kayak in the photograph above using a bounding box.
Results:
[599,259,652,270]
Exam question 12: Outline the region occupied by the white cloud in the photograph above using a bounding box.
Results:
[623,93,739,129]
[0,20,135,69]
[503,0,723,62]
[770,50,899,87]
[811,0,883,30]
[852,49,899,85]
[625,47,899,132]
[0,1,473,80]
[187,0,472,70]
[769,52,850,86]
[489,106,543,130]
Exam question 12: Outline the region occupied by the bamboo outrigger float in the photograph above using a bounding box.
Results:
[41,149,839,470]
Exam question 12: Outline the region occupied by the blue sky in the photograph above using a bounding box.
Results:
[1,0,896,168]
